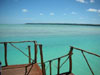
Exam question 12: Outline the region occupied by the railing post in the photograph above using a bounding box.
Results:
[43,63,46,74]
[34,41,37,63]
[28,46,31,64]
[49,61,52,75]
[4,42,8,66]
[57,58,60,75]
[69,46,73,73]
[39,44,46,75]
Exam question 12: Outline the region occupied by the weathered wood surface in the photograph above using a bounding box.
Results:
[71,46,100,57]
[4,43,8,66]
[0,41,36,44]
[28,46,31,64]
[34,41,37,63]
[57,58,60,75]
[2,63,42,75]
[39,44,46,75]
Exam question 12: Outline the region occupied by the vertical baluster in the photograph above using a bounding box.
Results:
[39,44,46,75]
[34,41,37,63]
[49,61,52,75]
[57,58,60,75]
[4,42,8,66]
[69,46,73,73]
[28,46,31,64]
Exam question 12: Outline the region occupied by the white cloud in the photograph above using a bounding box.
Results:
[50,13,54,16]
[22,9,28,13]
[76,0,86,3]
[40,13,44,16]
[87,8,100,16]
[71,12,77,14]
[87,8,97,12]
[90,0,94,3]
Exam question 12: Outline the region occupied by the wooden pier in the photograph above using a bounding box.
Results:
[1,41,100,75]
[0,41,44,75]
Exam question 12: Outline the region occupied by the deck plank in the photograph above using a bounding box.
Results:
[2,63,42,75]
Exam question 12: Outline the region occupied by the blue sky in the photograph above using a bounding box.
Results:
[0,0,100,24]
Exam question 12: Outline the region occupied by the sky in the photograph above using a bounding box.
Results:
[0,0,100,24]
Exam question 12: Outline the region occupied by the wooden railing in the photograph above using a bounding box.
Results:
[0,41,46,75]
[39,46,73,75]
[39,46,100,75]
[70,46,100,75]
[0,41,37,67]
[1,41,100,75]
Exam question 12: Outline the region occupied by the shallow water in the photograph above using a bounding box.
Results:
[0,24,100,75]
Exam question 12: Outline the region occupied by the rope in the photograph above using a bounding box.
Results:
[9,43,33,61]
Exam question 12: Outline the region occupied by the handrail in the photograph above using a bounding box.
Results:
[0,40,36,44]
[38,50,73,75]
[71,46,100,57]
[9,43,34,61]
[44,53,70,64]
[2,41,100,75]
[71,46,100,75]
[1,40,37,67]
[39,46,100,75]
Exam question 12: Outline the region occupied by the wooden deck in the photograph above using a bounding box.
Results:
[2,63,42,75]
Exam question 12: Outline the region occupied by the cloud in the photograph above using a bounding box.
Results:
[90,0,94,3]
[22,9,28,13]
[87,8,100,15]
[76,0,87,3]
[40,13,44,16]
[71,12,77,14]
[50,13,54,16]
[87,8,97,12]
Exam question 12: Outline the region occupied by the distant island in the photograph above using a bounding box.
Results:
[25,23,100,26]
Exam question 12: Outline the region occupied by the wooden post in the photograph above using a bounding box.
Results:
[49,61,52,75]
[4,42,8,66]
[25,66,27,75]
[34,41,37,63]
[39,44,46,75]
[69,46,73,73]
[57,58,60,75]
[28,46,31,64]
[43,63,46,74]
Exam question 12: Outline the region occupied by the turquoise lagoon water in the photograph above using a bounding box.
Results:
[0,24,100,75]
